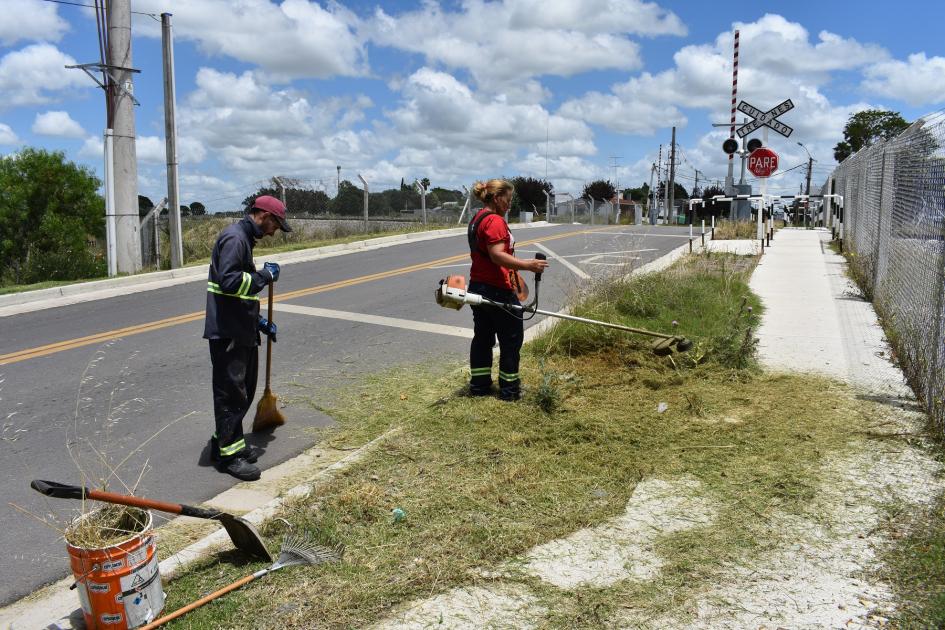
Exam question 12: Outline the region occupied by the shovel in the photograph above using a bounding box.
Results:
[30,480,272,563]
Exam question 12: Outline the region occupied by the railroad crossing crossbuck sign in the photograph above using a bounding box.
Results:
[736,99,794,138]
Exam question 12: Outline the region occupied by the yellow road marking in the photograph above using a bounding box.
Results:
[0,227,614,365]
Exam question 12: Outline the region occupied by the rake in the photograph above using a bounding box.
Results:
[140,532,343,629]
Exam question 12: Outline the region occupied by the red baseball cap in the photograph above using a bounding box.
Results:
[252,195,292,232]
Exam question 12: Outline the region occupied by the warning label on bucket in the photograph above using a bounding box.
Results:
[118,552,163,627]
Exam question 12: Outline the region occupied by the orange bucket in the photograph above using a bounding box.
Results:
[66,508,165,629]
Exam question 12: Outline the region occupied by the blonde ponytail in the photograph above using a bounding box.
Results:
[472,179,514,205]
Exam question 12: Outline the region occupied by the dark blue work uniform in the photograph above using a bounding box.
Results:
[203,217,271,461]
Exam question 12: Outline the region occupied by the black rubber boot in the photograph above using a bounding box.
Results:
[222,457,261,481]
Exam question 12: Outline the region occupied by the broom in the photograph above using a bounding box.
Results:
[252,281,285,431]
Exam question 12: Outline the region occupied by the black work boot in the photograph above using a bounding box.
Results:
[222,457,261,481]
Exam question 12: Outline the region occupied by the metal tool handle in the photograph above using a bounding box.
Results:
[264,281,274,389]
[138,571,267,630]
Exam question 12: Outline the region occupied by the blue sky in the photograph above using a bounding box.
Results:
[2,0,944,211]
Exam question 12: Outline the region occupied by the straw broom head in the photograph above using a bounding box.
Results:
[252,387,285,432]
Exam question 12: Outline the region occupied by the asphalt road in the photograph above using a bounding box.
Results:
[0,223,695,605]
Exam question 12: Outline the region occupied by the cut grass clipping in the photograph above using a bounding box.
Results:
[65,505,149,549]
[159,252,879,628]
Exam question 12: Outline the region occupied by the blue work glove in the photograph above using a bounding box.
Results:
[258,317,277,342]
[263,261,281,283]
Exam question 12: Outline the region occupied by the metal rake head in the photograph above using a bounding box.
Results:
[271,531,344,570]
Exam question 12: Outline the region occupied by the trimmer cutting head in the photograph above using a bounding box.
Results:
[650,336,694,356]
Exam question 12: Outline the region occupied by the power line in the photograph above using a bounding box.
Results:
[40,0,159,18]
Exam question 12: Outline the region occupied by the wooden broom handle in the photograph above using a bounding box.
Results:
[139,572,262,629]
[265,281,274,388]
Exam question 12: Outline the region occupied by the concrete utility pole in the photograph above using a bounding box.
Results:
[161,13,183,269]
[668,127,677,225]
[336,165,341,195]
[804,158,813,228]
[655,144,662,224]
[647,162,656,225]
[109,0,141,273]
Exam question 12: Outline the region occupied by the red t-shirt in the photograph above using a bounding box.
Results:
[469,209,515,290]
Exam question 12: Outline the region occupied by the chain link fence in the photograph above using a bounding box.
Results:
[827,111,945,430]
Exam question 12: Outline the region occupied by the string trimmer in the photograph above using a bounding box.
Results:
[434,253,693,356]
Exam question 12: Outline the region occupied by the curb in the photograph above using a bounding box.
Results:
[0,222,555,318]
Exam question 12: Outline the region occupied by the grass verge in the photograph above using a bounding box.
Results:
[155,251,890,629]
[711,218,784,240]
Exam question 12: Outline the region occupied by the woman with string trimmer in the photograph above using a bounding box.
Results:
[466,179,549,401]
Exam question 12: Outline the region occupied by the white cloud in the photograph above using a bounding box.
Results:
[0,123,19,145]
[388,68,595,155]
[863,53,945,107]
[79,135,103,159]
[0,0,69,45]
[32,110,85,138]
[558,14,888,138]
[179,67,377,181]
[135,135,206,164]
[0,44,88,107]
[367,0,685,86]
[132,0,366,80]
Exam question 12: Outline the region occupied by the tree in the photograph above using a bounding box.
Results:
[510,177,553,217]
[834,109,909,162]
[700,185,728,218]
[189,201,206,216]
[623,183,650,202]
[243,183,330,215]
[331,180,364,216]
[0,148,105,284]
[420,177,430,190]
[138,195,154,218]
[582,180,616,202]
[430,187,463,204]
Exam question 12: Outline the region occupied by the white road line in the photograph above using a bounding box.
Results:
[579,253,645,264]
[276,303,474,338]
[534,242,591,280]
[582,260,640,266]
[559,248,657,259]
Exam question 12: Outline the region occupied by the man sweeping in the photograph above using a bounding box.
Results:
[203,195,290,481]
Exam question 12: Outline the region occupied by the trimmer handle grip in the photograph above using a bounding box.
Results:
[535,253,547,282]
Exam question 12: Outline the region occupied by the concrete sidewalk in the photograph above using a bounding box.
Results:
[747,228,908,396]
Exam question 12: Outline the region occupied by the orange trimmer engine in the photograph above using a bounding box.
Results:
[435,274,483,310]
